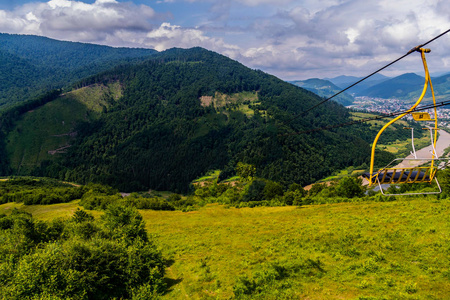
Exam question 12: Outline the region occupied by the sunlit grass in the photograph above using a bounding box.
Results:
[5,82,122,174]
[142,199,450,299]
[0,200,99,221]
[378,134,431,157]
[350,111,409,127]
[193,170,221,183]
[2,197,449,299]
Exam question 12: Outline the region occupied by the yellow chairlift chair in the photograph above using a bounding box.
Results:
[363,48,448,196]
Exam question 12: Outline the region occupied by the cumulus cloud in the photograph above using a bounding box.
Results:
[144,22,240,56]
[0,0,157,43]
[0,0,449,80]
[236,0,450,79]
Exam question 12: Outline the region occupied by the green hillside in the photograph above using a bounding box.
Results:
[55,48,376,192]
[0,33,156,108]
[404,73,450,102]
[5,82,122,175]
[1,47,378,192]
[358,72,450,102]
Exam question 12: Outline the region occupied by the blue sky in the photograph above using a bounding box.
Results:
[1,0,449,80]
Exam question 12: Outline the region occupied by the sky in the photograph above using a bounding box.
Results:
[0,0,449,80]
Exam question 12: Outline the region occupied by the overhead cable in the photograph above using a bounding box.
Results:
[286,28,450,126]
[281,100,450,136]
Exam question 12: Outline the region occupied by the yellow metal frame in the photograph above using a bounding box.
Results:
[412,112,432,121]
[368,48,438,186]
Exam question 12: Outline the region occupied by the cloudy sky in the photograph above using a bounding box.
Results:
[1,0,449,80]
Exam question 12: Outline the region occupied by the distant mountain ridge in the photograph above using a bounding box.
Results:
[360,73,425,99]
[299,71,450,100]
[0,33,157,108]
[289,78,355,106]
[324,73,390,95]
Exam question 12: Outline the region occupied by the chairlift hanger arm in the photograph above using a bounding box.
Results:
[368,48,439,186]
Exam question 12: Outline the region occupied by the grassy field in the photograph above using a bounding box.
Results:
[211,91,267,118]
[322,167,366,181]
[349,111,433,159]
[2,197,449,299]
[350,112,409,128]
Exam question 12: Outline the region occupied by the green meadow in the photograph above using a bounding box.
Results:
[2,197,449,299]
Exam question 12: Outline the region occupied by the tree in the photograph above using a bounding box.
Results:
[101,204,148,243]
[308,183,326,197]
[263,180,284,200]
[242,180,266,202]
[0,206,166,300]
[235,162,256,182]
[335,177,365,198]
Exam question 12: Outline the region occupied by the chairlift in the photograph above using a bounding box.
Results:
[363,48,449,196]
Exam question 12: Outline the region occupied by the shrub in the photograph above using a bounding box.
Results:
[263,181,284,200]
[0,206,166,300]
[242,180,266,202]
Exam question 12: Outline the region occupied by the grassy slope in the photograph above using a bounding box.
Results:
[5,82,122,174]
[2,198,449,299]
[350,111,431,156]
[212,91,266,118]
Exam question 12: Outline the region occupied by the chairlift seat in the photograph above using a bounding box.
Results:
[363,166,437,184]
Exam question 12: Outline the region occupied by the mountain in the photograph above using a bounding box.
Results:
[289,78,355,106]
[324,72,450,101]
[0,33,157,108]
[0,46,374,193]
[359,73,426,99]
[325,74,390,95]
[399,73,450,102]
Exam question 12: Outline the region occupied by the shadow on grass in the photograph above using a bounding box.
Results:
[163,258,183,295]
[163,277,183,294]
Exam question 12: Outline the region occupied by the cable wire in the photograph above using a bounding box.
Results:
[285,29,450,126]
[281,100,450,136]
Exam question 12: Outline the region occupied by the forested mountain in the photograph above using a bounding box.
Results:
[323,72,450,100]
[325,74,390,95]
[1,47,378,192]
[360,73,426,99]
[0,33,156,108]
[289,78,355,106]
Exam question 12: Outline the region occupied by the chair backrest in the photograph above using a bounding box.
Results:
[372,166,437,184]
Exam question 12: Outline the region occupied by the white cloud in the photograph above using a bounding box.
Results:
[0,0,449,80]
[144,22,240,55]
[234,0,450,79]
[0,0,156,43]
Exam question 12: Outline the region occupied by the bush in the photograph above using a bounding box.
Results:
[263,181,284,200]
[0,206,166,300]
[242,180,266,202]
[79,192,122,210]
[0,178,87,205]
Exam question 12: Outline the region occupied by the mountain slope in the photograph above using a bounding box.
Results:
[325,74,390,95]
[289,78,355,106]
[326,72,450,101]
[2,47,372,192]
[360,73,425,99]
[0,33,156,108]
[5,82,122,175]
